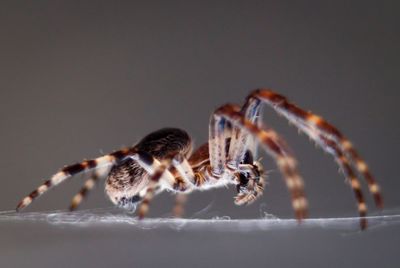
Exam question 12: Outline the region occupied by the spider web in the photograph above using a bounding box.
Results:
[0,207,399,232]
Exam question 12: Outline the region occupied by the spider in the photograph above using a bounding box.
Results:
[16,89,383,229]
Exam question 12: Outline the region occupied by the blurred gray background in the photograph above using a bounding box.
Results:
[0,1,399,267]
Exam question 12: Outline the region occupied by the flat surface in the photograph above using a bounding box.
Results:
[1,208,400,267]
[1,208,400,231]
[0,1,399,267]
[1,210,400,268]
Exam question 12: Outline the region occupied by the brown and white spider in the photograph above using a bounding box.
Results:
[16,89,383,229]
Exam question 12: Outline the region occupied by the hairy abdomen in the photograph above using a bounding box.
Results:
[105,128,193,208]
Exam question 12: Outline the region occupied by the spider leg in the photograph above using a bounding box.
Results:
[292,114,370,228]
[172,154,196,186]
[69,170,103,211]
[136,153,196,219]
[173,193,188,218]
[187,143,213,187]
[246,89,383,209]
[170,154,198,217]
[70,156,123,211]
[228,98,263,168]
[322,136,368,228]
[136,161,172,219]
[214,104,308,220]
[209,107,232,177]
[228,98,294,171]
[16,147,138,211]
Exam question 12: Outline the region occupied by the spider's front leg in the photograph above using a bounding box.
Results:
[243,89,383,229]
[212,104,308,220]
[224,99,297,207]
[208,106,232,178]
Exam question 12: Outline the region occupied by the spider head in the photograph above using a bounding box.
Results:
[234,151,266,205]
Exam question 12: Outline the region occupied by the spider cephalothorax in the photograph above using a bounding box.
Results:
[16,89,383,229]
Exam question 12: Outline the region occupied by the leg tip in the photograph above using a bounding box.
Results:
[68,205,77,212]
[137,204,149,220]
[360,218,368,230]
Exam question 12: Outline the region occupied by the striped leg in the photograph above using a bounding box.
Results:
[69,173,101,211]
[137,153,195,219]
[322,136,368,229]
[16,148,138,211]
[170,155,198,217]
[296,120,369,228]
[246,89,383,209]
[137,161,171,219]
[69,154,121,211]
[228,98,263,169]
[173,193,188,217]
[214,104,308,220]
[209,108,231,177]
[172,154,196,186]
[130,151,176,187]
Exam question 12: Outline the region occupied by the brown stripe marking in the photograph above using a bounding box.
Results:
[136,151,154,166]
[62,163,86,175]
[29,190,39,199]
[108,147,136,162]
[151,166,167,182]
[62,159,96,175]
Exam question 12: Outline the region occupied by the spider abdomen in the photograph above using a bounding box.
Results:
[105,128,193,208]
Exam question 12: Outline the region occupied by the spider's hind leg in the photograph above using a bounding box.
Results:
[16,148,136,211]
[69,173,101,211]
